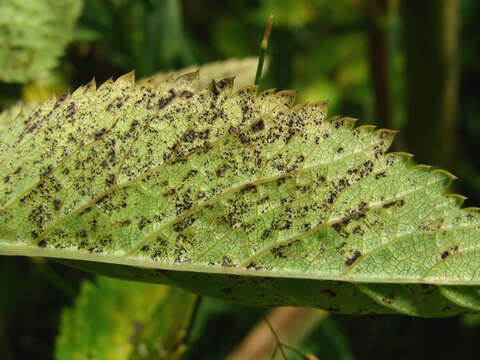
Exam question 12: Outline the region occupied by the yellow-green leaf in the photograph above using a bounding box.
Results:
[55,277,196,360]
[1,70,480,317]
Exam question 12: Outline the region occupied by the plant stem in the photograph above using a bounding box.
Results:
[182,294,203,359]
[400,0,459,168]
[228,307,328,360]
[255,13,274,86]
[263,316,288,360]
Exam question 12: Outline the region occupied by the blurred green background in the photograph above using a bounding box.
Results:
[1,0,480,359]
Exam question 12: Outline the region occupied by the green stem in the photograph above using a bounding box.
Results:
[400,0,459,168]
[255,13,274,86]
[182,294,203,359]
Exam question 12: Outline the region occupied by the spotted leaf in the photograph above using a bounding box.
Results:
[1,70,480,317]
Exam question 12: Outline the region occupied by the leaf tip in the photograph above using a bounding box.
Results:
[116,71,136,86]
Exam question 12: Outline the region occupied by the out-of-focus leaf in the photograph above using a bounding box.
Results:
[21,72,69,104]
[0,0,83,83]
[55,277,196,360]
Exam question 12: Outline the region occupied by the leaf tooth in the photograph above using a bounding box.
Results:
[233,84,259,99]
[353,124,376,133]
[97,77,114,92]
[374,128,397,148]
[432,168,457,181]
[208,77,235,97]
[83,78,97,94]
[274,89,298,108]
[307,101,329,126]
[342,117,358,129]
[445,194,467,207]
[295,101,329,127]
[259,89,291,116]
[174,69,200,91]
[289,101,308,113]
[388,152,414,164]
[462,206,480,213]
[375,128,398,138]
[114,71,136,87]
[259,88,276,100]
[413,164,433,172]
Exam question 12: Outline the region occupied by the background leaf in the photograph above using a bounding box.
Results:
[55,276,196,360]
[0,0,83,83]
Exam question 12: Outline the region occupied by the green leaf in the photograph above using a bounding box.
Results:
[1,70,480,317]
[0,0,83,83]
[55,276,196,359]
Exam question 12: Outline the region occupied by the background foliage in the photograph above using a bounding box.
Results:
[1,0,480,359]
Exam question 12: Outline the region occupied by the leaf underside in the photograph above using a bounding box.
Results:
[0,0,83,83]
[1,70,480,317]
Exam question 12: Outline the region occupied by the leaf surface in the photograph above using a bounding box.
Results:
[55,276,196,359]
[0,0,83,83]
[1,70,480,316]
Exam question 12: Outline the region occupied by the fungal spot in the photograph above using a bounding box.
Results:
[158,89,176,109]
[441,251,449,260]
[261,229,272,240]
[382,293,395,304]
[345,250,362,265]
[216,166,225,177]
[38,240,47,247]
[180,90,193,98]
[141,245,150,252]
[383,199,405,208]
[106,174,116,187]
[53,199,62,211]
[183,129,195,142]
[94,127,107,139]
[139,217,152,230]
[40,165,53,178]
[252,119,265,132]
[271,246,287,259]
[173,221,187,232]
[222,256,234,267]
[358,201,367,211]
